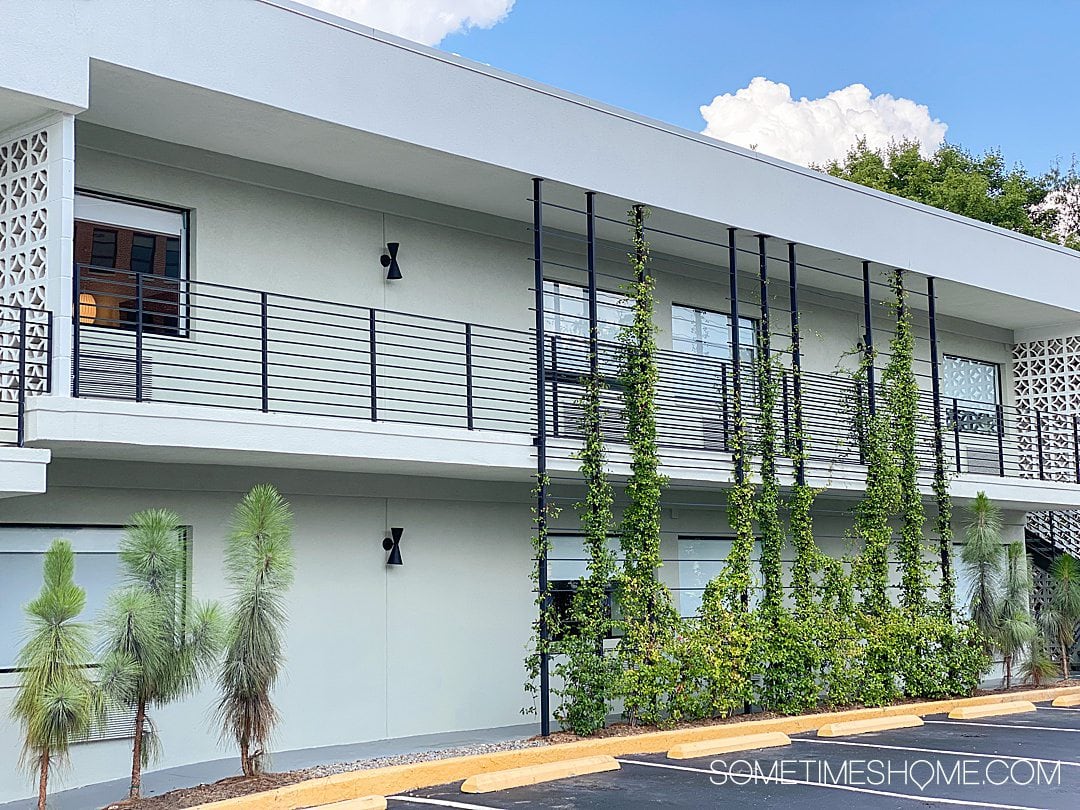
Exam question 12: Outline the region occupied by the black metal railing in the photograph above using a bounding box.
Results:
[72,266,1075,485]
[72,266,535,432]
[0,304,52,446]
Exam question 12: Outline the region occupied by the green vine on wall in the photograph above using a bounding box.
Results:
[523,474,561,715]
[755,286,784,614]
[884,269,931,615]
[617,205,678,726]
[554,372,618,735]
[850,346,897,618]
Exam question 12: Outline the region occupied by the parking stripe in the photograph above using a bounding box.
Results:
[616,758,1046,809]
[798,737,1080,767]
[388,796,508,810]
[1040,706,1080,712]
[925,720,1080,732]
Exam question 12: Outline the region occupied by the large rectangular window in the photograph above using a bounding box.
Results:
[546,534,623,640]
[0,524,190,670]
[672,304,756,364]
[543,280,631,343]
[943,355,1000,433]
[676,536,761,618]
[542,280,630,437]
[74,193,188,336]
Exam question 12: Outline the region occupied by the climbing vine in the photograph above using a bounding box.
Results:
[755,288,784,614]
[933,409,956,620]
[552,372,618,735]
[617,206,679,726]
[525,217,990,733]
[850,345,897,618]
[523,474,560,715]
[884,269,930,615]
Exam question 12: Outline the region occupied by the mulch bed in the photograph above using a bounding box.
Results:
[102,774,306,810]
[110,679,1076,809]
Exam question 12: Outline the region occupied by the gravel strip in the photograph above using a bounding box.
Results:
[307,738,550,778]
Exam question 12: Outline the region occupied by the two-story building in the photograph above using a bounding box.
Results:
[2,0,1080,803]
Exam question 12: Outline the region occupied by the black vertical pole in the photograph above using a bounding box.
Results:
[369,309,378,421]
[862,261,876,416]
[465,323,474,430]
[135,272,144,403]
[997,404,1006,477]
[952,398,962,474]
[757,234,772,462]
[728,227,743,482]
[788,243,805,484]
[17,308,26,447]
[757,235,770,366]
[72,264,81,398]
[926,277,951,610]
[260,291,270,413]
[532,178,551,737]
[927,277,944,459]
[586,192,599,380]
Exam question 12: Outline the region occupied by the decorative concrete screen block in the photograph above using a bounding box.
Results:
[0,126,51,401]
[1013,336,1080,482]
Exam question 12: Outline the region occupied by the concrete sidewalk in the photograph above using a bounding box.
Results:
[0,723,538,810]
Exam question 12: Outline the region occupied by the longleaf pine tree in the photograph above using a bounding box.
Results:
[99,509,223,799]
[12,540,104,810]
[217,484,295,776]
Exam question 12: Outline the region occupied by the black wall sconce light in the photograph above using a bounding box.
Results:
[380,242,402,280]
[382,527,403,566]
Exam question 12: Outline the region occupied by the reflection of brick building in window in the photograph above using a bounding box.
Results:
[75,220,183,335]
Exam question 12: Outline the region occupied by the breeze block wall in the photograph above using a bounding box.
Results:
[0,114,75,401]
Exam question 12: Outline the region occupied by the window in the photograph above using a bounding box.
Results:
[74,193,188,336]
[543,281,630,436]
[543,280,631,374]
[672,304,756,364]
[90,228,118,268]
[943,355,1000,433]
[676,536,761,618]
[0,525,184,669]
[547,534,623,640]
[129,233,157,274]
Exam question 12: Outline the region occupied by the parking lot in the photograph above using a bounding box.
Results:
[388,701,1080,809]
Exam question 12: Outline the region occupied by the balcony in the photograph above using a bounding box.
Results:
[5,265,1060,507]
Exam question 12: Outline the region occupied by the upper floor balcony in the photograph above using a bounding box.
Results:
[4,263,1076,510]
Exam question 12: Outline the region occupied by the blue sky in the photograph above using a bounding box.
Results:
[431,0,1077,171]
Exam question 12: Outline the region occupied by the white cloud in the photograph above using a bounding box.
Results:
[699,77,947,166]
[297,0,515,45]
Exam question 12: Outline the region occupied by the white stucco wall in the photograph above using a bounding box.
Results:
[71,128,1016,424]
[0,454,1031,803]
[0,460,538,802]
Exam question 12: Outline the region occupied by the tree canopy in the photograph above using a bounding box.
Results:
[819,140,1080,251]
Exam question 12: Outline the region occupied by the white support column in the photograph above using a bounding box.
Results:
[45,113,76,395]
[0,112,75,399]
